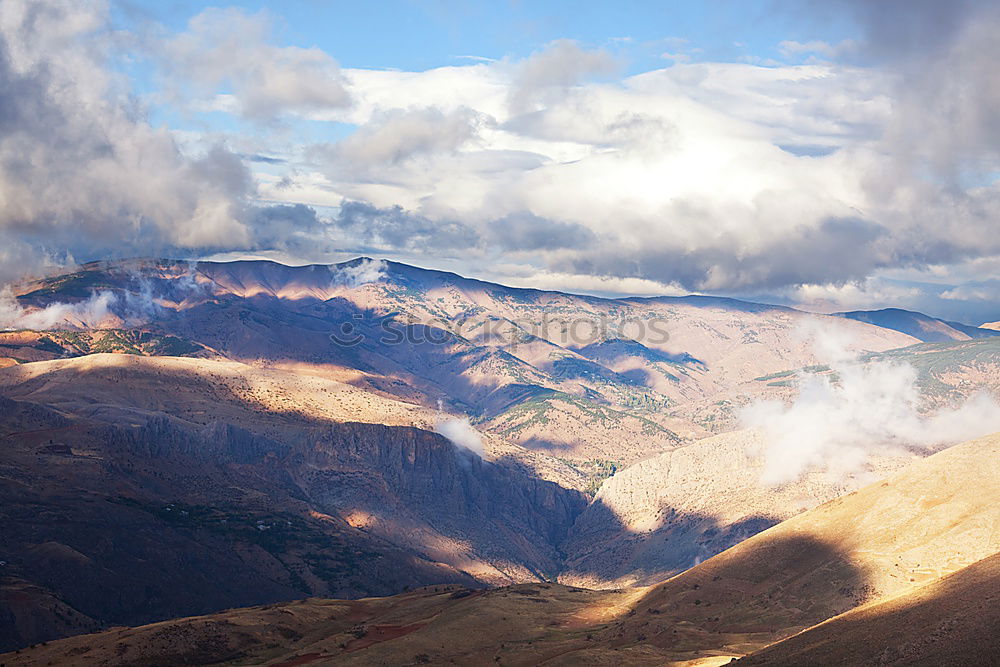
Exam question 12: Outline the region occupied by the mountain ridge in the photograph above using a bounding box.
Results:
[836,307,1000,342]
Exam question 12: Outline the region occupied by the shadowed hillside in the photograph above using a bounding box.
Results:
[0,357,587,651]
[4,431,997,664]
[836,308,1000,342]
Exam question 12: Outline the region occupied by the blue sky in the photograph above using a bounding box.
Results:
[4,0,1000,324]
[115,0,856,72]
[115,0,861,144]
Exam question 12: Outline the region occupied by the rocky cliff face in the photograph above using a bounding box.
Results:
[0,391,586,651]
[109,413,588,582]
[295,421,586,581]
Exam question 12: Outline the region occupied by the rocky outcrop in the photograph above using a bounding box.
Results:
[296,422,587,580]
[106,416,291,463]
[0,393,587,650]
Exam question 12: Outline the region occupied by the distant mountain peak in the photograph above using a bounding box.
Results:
[836,307,1000,342]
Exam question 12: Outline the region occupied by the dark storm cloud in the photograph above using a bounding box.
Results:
[241,154,287,165]
[814,0,981,60]
[328,203,599,256]
[333,201,480,252]
[486,213,596,252]
[814,0,1000,169]
[563,216,892,292]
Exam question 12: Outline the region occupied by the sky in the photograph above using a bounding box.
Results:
[3,0,1000,324]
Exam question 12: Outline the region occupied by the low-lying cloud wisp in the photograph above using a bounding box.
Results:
[329,258,388,288]
[741,334,1000,485]
[435,417,485,459]
[0,289,119,331]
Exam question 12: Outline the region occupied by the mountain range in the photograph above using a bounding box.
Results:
[1,257,999,663]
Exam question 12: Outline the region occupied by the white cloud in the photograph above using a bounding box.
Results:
[660,52,692,64]
[313,107,485,178]
[435,417,485,458]
[303,60,897,290]
[507,39,618,114]
[329,258,388,288]
[790,279,925,313]
[0,0,253,274]
[778,39,857,60]
[741,329,1000,485]
[482,266,688,298]
[0,289,117,330]
[161,7,350,121]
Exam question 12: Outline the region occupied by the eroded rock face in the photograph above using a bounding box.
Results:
[0,393,586,651]
[283,421,588,582]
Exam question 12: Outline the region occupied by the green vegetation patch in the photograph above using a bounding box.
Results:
[558,458,621,495]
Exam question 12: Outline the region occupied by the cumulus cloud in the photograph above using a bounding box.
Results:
[740,329,1000,485]
[318,107,484,174]
[298,59,908,291]
[486,212,596,252]
[270,5,1000,303]
[331,201,479,252]
[435,417,485,458]
[0,0,255,276]
[300,32,1000,299]
[249,203,339,257]
[507,39,617,114]
[161,7,350,121]
[940,280,1000,303]
[789,278,925,314]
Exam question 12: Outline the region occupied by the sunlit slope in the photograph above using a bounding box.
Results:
[738,551,1000,666]
[560,428,919,588]
[602,431,1000,660]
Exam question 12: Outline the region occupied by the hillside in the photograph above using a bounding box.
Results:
[0,356,587,651]
[736,551,1000,666]
[4,258,998,653]
[599,431,1000,662]
[4,430,997,665]
[559,428,919,588]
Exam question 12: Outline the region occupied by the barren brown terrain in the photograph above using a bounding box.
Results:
[3,430,997,665]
